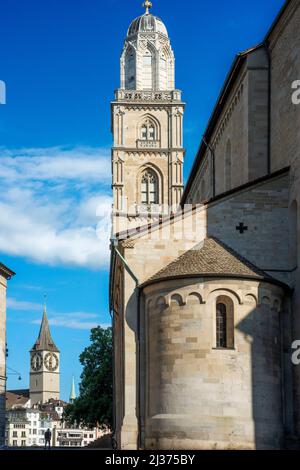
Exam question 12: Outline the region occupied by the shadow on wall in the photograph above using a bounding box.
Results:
[236,292,292,449]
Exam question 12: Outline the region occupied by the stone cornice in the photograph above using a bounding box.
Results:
[114,89,182,102]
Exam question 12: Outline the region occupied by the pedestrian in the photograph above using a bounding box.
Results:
[44,428,52,449]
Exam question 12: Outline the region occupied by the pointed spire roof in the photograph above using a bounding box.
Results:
[69,376,76,403]
[31,304,59,353]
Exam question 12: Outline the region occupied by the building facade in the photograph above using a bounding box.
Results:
[0,263,15,447]
[54,427,97,448]
[5,311,99,448]
[5,408,53,448]
[111,0,300,450]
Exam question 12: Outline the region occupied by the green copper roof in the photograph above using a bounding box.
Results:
[69,376,76,403]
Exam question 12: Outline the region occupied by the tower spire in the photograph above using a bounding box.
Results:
[143,0,152,14]
[31,298,59,353]
[70,376,76,403]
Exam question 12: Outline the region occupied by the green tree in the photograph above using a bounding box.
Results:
[64,326,113,430]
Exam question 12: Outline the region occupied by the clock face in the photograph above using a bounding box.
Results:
[44,352,59,372]
[31,352,42,372]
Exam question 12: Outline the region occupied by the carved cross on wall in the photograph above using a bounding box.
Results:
[236,222,248,234]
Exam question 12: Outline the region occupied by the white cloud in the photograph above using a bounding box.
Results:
[0,146,111,183]
[31,311,111,331]
[48,318,100,330]
[8,296,109,329]
[7,297,42,312]
[0,146,112,269]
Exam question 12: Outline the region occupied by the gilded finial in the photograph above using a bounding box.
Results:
[143,0,152,14]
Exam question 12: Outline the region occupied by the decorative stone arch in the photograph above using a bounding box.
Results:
[169,293,185,307]
[137,113,161,142]
[146,298,154,310]
[136,163,164,206]
[272,298,282,313]
[244,293,258,306]
[260,295,271,306]
[186,292,204,305]
[159,43,174,90]
[123,43,136,90]
[114,158,124,184]
[208,287,242,306]
[139,40,158,90]
[155,295,167,308]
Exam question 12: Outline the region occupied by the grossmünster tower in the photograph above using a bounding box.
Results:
[111,0,185,221]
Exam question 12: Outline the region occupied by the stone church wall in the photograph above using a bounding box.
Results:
[269,0,300,179]
[207,172,290,286]
[268,0,300,434]
[142,278,285,449]
[188,48,269,204]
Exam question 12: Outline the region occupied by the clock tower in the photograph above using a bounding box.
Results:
[30,306,60,405]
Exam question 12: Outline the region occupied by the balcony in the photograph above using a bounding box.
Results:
[136,140,160,149]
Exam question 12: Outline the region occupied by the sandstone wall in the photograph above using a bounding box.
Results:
[143,278,285,450]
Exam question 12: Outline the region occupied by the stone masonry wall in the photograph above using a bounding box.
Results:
[143,278,285,449]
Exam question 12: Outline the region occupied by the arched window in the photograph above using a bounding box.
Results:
[141,169,158,205]
[139,118,158,141]
[142,47,156,90]
[216,296,234,349]
[125,48,136,90]
[225,140,232,191]
[216,303,227,348]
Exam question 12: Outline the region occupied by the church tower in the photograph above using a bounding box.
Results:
[29,306,60,405]
[111,1,185,229]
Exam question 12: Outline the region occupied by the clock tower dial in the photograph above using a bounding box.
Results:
[44,352,59,372]
[31,352,42,371]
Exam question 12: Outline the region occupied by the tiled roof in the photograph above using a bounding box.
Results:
[144,237,276,286]
[6,390,30,410]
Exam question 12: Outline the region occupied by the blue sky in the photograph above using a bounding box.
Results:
[0,0,285,400]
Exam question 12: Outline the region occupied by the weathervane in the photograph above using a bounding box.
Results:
[143,0,153,14]
[43,293,47,310]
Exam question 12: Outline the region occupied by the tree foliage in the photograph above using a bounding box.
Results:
[64,326,113,430]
